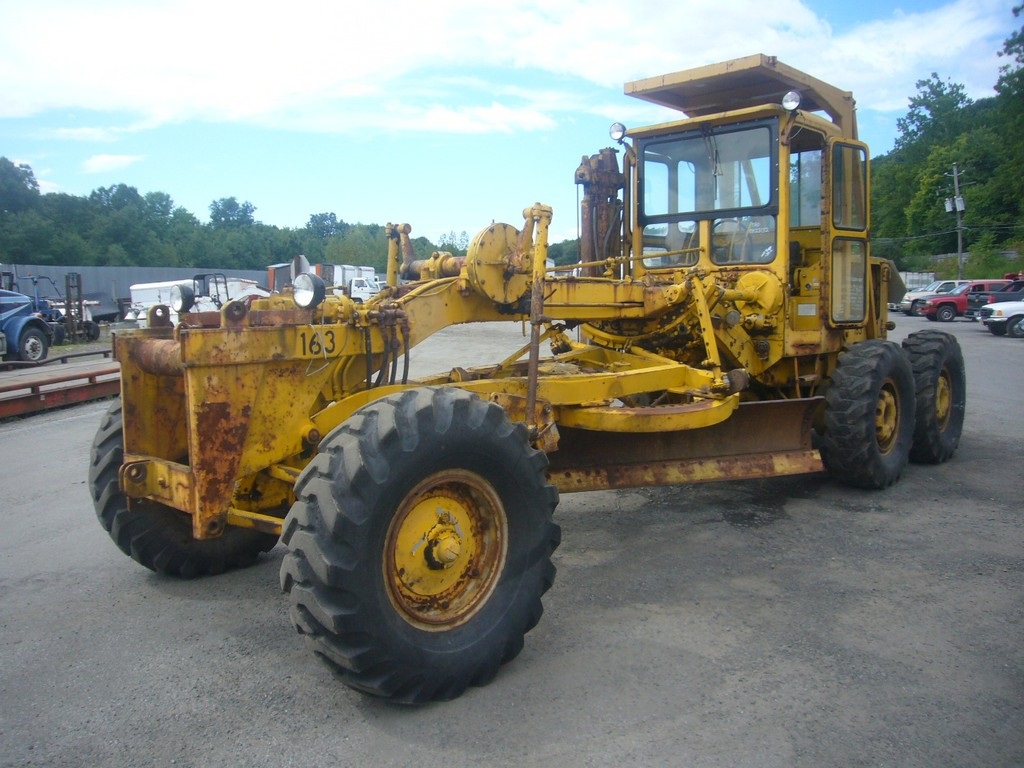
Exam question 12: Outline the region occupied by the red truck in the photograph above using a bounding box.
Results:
[965,277,1024,320]
[917,279,1013,321]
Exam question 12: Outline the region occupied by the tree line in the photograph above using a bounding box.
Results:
[1,6,1020,278]
[0,156,583,274]
[871,4,1024,276]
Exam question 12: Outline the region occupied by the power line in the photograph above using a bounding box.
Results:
[873,223,1024,244]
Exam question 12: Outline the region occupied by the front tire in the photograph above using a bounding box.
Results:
[89,400,279,577]
[820,341,916,489]
[18,327,48,361]
[935,305,956,322]
[902,330,965,463]
[1007,315,1024,339]
[280,387,560,703]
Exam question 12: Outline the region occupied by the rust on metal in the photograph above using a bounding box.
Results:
[550,449,824,493]
[128,339,184,376]
[547,397,824,492]
[191,400,252,537]
[145,304,174,328]
[488,391,559,453]
[386,470,507,629]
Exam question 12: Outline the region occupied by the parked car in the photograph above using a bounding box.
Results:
[979,299,1024,337]
[917,279,1013,322]
[965,279,1024,320]
[897,279,970,315]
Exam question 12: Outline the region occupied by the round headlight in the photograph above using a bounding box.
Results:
[293,272,326,309]
[782,90,802,111]
[609,122,627,142]
[170,284,195,313]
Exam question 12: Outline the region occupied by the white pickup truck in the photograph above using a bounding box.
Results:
[979,299,1024,337]
[345,275,380,303]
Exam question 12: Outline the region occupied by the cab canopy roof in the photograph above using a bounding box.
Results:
[625,53,857,139]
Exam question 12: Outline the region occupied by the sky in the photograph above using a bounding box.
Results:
[0,0,1018,247]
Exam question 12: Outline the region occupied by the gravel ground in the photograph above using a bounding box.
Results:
[0,316,1021,768]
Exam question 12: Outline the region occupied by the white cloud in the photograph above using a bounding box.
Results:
[82,154,144,173]
[0,0,1015,138]
[51,126,125,142]
[803,0,1014,111]
[36,178,62,195]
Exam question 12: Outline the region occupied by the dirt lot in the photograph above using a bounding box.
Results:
[0,316,1021,767]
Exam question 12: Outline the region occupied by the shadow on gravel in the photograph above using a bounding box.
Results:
[636,473,830,529]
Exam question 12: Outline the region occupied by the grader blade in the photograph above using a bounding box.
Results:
[547,398,823,492]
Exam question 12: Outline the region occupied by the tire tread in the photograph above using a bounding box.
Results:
[280,386,560,703]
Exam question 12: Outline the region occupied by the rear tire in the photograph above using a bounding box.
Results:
[902,330,965,463]
[820,341,915,489]
[89,400,278,577]
[280,386,560,703]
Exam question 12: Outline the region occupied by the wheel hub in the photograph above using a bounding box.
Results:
[934,368,952,428]
[385,469,508,630]
[875,383,899,453]
[420,513,466,570]
[24,337,43,360]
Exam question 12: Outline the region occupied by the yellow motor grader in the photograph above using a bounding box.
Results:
[89,54,965,703]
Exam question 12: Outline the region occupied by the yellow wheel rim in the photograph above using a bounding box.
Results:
[875,380,900,454]
[384,470,508,631]
[934,367,952,429]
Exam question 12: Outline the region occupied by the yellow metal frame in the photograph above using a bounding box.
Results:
[112,55,894,542]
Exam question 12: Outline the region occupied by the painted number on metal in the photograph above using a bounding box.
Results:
[297,329,337,357]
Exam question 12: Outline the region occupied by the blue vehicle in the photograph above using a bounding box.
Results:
[0,288,54,361]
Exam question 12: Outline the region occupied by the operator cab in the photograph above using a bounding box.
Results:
[618,54,872,332]
[638,117,781,269]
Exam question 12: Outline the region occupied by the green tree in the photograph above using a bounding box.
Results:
[548,238,580,266]
[90,184,145,212]
[41,193,98,234]
[894,74,972,159]
[437,230,471,255]
[0,157,41,214]
[102,243,131,266]
[47,230,97,266]
[209,197,256,229]
[324,225,387,270]
[87,185,169,266]
[0,209,55,262]
[305,212,348,240]
[997,4,1024,102]
[872,5,1024,272]
[992,4,1024,247]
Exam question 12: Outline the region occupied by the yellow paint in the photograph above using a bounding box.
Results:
[111,56,899,543]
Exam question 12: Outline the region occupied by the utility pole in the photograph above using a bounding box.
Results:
[944,163,965,279]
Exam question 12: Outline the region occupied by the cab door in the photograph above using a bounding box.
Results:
[823,139,870,327]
